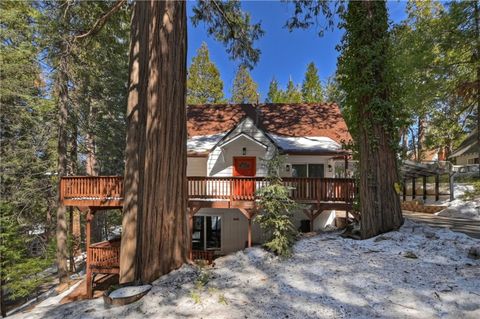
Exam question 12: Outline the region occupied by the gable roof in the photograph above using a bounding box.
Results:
[450,128,479,159]
[187,103,351,144]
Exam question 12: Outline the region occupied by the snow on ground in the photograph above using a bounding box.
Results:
[11,220,480,319]
[435,184,480,220]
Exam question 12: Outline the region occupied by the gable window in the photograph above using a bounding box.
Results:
[292,164,324,178]
[467,158,479,164]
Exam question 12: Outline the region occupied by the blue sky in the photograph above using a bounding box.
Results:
[187,0,408,101]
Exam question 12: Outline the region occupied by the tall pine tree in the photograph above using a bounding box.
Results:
[266,77,285,103]
[187,42,225,104]
[284,78,302,103]
[338,1,403,238]
[301,62,323,102]
[231,65,259,103]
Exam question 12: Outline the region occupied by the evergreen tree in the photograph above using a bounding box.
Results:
[231,65,259,103]
[301,62,323,102]
[284,78,302,103]
[324,74,345,106]
[266,78,285,103]
[338,1,403,238]
[255,154,299,257]
[187,42,225,104]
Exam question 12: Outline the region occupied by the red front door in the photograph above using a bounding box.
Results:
[233,157,256,198]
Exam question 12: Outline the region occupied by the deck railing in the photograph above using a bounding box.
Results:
[61,176,355,204]
[60,176,123,202]
[88,240,120,270]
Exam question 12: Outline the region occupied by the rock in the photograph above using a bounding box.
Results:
[403,251,418,259]
[467,246,480,260]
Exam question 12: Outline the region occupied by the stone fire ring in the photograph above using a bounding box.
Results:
[103,283,152,307]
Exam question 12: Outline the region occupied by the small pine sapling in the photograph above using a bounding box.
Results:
[255,154,300,257]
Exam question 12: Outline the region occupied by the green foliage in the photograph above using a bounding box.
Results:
[231,65,259,103]
[191,0,264,69]
[301,62,323,102]
[391,0,478,158]
[0,203,53,299]
[284,78,302,103]
[187,42,226,104]
[337,1,401,149]
[324,74,345,105]
[255,154,299,257]
[266,77,284,103]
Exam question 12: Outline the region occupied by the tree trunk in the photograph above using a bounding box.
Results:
[474,0,480,177]
[55,50,69,283]
[417,116,426,161]
[353,1,404,239]
[119,0,149,283]
[0,278,6,317]
[120,0,188,283]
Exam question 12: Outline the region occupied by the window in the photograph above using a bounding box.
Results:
[467,158,479,164]
[292,164,307,177]
[308,164,324,178]
[291,164,324,178]
[192,216,221,250]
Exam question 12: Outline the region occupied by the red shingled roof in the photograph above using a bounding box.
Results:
[187,103,351,144]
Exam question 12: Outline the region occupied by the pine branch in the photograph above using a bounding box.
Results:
[75,0,126,40]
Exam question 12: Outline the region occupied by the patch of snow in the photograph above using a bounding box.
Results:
[109,285,152,299]
[11,220,480,319]
[269,134,341,152]
[436,183,480,220]
[187,133,226,153]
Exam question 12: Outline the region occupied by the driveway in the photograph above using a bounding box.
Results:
[403,210,480,239]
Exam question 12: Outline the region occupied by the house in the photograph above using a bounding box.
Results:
[449,128,479,165]
[185,103,353,255]
[58,102,355,298]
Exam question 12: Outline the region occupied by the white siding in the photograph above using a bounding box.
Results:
[196,208,264,255]
[207,118,277,177]
[187,157,207,176]
[282,155,336,178]
[455,153,479,165]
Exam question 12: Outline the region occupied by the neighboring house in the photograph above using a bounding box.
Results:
[186,103,352,254]
[450,129,479,165]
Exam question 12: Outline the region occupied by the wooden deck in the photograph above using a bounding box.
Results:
[61,175,355,298]
[60,176,356,208]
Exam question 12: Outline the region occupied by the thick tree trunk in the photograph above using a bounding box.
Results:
[55,51,69,283]
[120,0,188,283]
[119,1,149,283]
[355,1,404,239]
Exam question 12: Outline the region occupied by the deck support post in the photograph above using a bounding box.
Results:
[435,174,440,201]
[86,208,94,299]
[239,208,255,248]
[412,178,416,200]
[344,155,348,178]
[402,179,407,202]
[422,176,427,201]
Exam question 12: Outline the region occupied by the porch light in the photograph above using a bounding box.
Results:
[328,164,333,172]
[242,147,247,155]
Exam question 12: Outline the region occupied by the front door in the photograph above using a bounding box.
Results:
[233,157,256,198]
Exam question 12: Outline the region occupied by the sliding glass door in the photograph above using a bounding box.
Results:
[192,215,221,251]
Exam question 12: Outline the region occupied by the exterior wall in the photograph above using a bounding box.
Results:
[454,153,479,165]
[187,157,207,176]
[196,208,264,255]
[291,209,337,231]
[207,118,277,177]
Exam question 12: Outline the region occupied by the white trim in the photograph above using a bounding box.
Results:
[218,132,268,149]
